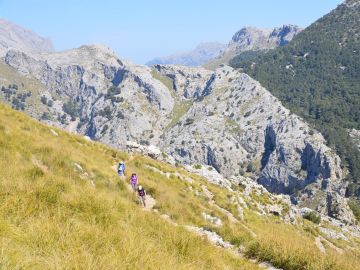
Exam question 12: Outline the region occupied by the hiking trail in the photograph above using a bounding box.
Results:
[111,158,279,270]
[112,157,156,211]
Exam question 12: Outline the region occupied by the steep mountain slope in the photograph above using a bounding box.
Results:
[205,25,302,69]
[230,1,360,200]
[4,45,174,147]
[0,18,53,57]
[1,44,356,223]
[146,42,226,66]
[156,64,353,223]
[1,103,360,269]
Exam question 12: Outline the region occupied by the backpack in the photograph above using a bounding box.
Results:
[118,163,125,171]
[138,189,145,197]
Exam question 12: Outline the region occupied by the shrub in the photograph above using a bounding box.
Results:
[184,118,194,125]
[101,124,109,134]
[47,100,54,107]
[63,100,80,119]
[105,86,122,103]
[246,162,256,173]
[99,106,113,120]
[140,140,150,146]
[348,199,360,222]
[116,111,125,119]
[40,96,48,105]
[303,211,321,224]
[41,112,51,120]
[244,111,251,118]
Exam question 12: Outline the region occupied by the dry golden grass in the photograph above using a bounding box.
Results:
[0,103,359,270]
[0,103,258,269]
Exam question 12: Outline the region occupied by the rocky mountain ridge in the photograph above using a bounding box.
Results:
[1,43,355,224]
[204,24,302,69]
[0,18,53,57]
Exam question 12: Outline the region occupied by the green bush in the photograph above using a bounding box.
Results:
[303,211,321,224]
[184,118,194,125]
[193,164,202,170]
[348,199,360,222]
[63,100,80,120]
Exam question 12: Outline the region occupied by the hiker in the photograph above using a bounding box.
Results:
[130,173,138,191]
[118,162,125,176]
[137,185,146,207]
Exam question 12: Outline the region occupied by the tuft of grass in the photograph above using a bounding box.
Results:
[150,69,174,93]
[165,100,193,131]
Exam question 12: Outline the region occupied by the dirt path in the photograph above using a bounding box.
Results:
[316,235,344,254]
[112,160,156,211]
[315,237,326,253]
[143,195,156,211]
[110,160,278,269]
[201,185,257,237]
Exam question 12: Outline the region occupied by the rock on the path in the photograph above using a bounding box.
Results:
[186,226,232,248]
[319,227,348,241]
[202,212,223,226]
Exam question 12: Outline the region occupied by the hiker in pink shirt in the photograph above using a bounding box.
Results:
[130,173,138,191]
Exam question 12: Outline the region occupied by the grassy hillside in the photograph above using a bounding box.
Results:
[0,103,359,269]
[230,2,360,198]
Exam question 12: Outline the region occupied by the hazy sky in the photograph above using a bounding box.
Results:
[0,0,342,64]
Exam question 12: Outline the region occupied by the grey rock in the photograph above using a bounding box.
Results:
[0,18,53,57]
[267,205,282,216]
[185,226,232,249]
[326,192,355,225]
[158,64,352,223]
[4,45,174,149]
[202,212,223,226]
[319,227,348,241]
[205,25,302,68]
[349,129,360,151]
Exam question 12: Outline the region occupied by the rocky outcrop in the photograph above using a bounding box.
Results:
[4,45,174,149]
[147,42,226,67]
[157,64,353,223]
[0,18,53,57]
[349,129,360,151]
[204,25,302,69]
[229,25,301,52]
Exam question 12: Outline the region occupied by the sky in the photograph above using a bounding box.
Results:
[0,0,342,64]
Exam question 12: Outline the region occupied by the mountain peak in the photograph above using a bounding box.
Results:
[231,26,271,43]
[270,24,302,45]
[230,24,302,48]
[0,18,53,57]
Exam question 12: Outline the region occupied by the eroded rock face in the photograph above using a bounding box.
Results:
[157,65,352,223]
[4,45,174,149]
[3,45,354,223]
[204,25,302,68]
[229,24,302,53]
